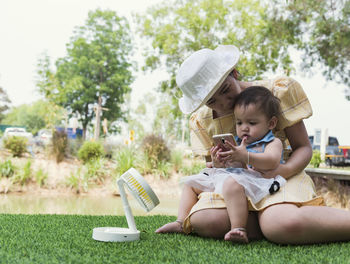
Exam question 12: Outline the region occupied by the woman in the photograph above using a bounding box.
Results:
[157,45,350,244]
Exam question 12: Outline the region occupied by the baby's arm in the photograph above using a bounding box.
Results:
[248,138,283,171]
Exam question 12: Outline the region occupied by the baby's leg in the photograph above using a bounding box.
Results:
[156,184,202,233]
[222,177,249,243]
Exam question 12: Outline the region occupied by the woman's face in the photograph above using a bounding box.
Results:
[205,75,241,116]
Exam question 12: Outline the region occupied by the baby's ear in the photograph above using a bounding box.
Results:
[268,116,278,129]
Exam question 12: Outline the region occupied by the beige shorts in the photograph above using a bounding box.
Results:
[183,170,325,234]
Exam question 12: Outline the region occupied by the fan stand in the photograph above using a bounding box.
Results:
[92,178,140,242]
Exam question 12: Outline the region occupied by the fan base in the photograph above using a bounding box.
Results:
[92,227,140,242]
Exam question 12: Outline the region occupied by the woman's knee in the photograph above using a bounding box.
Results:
[222,177,244,196]
[259,206,306,243]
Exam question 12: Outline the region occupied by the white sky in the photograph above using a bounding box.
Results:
[1,0,350,145]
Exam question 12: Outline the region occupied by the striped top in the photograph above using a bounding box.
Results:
[189,76,312,161]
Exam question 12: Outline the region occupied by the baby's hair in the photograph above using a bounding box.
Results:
[233,86,281,119]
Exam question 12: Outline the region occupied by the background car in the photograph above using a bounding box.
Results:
[34,129,53,146]
[3,127,33,140]
[309,135,345,166]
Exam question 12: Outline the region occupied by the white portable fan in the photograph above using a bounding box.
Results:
[92,168,160,242]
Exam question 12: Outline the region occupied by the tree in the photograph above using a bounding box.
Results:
[0,86,11,122]
[37,9,134,138]
[2,100,65,135]
[135,0,300,139]
[269,0,350,97]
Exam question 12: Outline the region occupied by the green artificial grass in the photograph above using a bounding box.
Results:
[0,214,349,264]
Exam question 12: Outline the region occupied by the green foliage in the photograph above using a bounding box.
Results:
[67,138,84,157]
[170,149,184,173]
[3,136,28,157]
[136,0,350,106]
[0,160,16,178]
[136,0,297,103]
[154,160,171,179]
[36,9,135,136]
[34,168,48,187]
[13,160,32,185]
[84,158,108,184]
[52,130,68,163]
[276,0,350,92]
[1,100,65,135]
[310,150,322,168]
[66,168,86,194]
[0,214,350,263]
[78,141,105,163]
[114,146,137,177]
[0,86,11,122]
[180,159,206,175]
[141,134,170,170]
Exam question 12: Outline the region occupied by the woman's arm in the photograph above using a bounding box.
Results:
[258,121,312,179]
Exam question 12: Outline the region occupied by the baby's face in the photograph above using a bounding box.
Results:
[234,104,273,144]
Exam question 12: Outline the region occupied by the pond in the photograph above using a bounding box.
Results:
[0,194,178,216]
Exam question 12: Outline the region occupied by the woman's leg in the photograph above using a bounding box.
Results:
[190,208,263,241]
[221,177,249,243]
[156,184,201,233]
[259,203,350,244]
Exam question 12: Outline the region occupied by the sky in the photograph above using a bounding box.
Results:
[1,0,350,145]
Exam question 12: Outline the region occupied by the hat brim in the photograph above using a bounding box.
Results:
[179,45,240,114]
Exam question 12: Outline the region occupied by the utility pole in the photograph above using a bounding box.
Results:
[94,96,108,141]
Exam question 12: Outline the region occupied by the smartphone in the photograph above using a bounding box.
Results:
[212,133,247,168]
[212,133,237,150]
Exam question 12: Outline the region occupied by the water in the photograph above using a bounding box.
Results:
[0,194,178,216]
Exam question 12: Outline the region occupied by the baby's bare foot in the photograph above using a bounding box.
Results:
[155,221,183,234]
[224,228,249,243]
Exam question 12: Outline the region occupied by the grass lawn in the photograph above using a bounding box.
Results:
[0,214,349,264]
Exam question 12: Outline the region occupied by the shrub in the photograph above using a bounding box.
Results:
[78,141,105,164]
[115,147,137,177]
[66,168,86,194]
[84,158,108,184]
[52,130,68,163]
[3,136,28,157]
[34,168,48,187]
[67,138,84,158]
[141,135,170,169]
[180,160,206,175]
[170,149,184,173]
[310,150,322,168]
[0,160,16,178]
[13,160,32,185]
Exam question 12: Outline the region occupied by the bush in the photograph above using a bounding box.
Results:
[78,141,105,164]
[115,147,137,177]
[141,135,170,169]
[170,149,184,173]
[0,160,16,178]
[84,158,108,184]
[67,138,84,158]
[310,150,322,168]
[52,130,68,163]
[13,160,32,185]
[34,168,48,187]
[180,160,206,175]
[3,136,28,157]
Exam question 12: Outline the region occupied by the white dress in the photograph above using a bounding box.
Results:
[181,131,286,203]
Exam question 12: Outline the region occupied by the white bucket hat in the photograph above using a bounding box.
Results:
[176,45,240,114]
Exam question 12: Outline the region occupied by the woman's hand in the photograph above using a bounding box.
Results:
[254,164,285,179]
[210,145,226,168]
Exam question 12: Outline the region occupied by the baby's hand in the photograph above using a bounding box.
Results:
[218,137,248,165]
